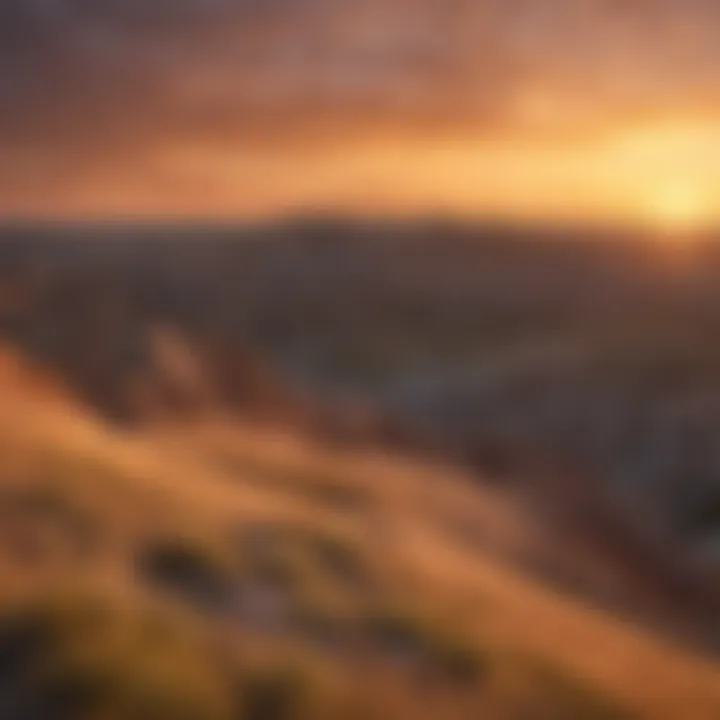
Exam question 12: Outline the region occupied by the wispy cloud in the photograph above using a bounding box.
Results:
[1,0,719,215]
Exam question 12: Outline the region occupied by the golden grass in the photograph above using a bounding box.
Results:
[0,389,716,718]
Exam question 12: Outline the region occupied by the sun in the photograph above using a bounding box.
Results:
[649,186,704,229]
[644,182,713,233]
[602,119,720,232]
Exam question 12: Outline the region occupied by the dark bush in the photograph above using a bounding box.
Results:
[138,535,238,607]
[0,592,233,719]
[238,657,344,720]
[364,605,487,685]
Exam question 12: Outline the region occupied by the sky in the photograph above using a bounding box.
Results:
[3,0,720,226]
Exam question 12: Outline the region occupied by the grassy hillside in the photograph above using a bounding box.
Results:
[0,352,717,719]
[2,222,720,645]
[1,222,720,718]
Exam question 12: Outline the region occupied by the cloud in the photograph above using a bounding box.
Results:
[0,0,718,213]
[0,1,541,140]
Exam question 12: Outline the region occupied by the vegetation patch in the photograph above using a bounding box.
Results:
[236,654,348,720]
[240,522,370,593]
[138,534,239,608]
[0,591,234,719]
[363,604,487,685]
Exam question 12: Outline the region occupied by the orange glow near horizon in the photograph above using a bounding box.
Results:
[170,116,720,231]
[5,0,720,234]
[8,116,720,233]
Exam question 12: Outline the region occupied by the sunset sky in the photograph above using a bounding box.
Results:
[3,0,720,226]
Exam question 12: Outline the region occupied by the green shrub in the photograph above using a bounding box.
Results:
[0,592,233,719]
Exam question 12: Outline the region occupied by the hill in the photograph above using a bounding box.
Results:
[1,221,720,718]
[0,345,716,718]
